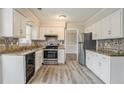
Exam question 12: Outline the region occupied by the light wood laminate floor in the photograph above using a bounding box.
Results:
[29,60,104,84]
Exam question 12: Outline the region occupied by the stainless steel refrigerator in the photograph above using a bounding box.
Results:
[78,32,96,65]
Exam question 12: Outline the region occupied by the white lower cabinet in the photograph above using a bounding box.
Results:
[99,56,110,83]
[1,55,26,84]
[58,49,65,64]
[35,50,43,72]
[86,50,124,84]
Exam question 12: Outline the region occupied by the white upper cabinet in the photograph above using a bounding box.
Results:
[40,27,65,40]
[31,25,40,40]
[92,24,97,39]
[110,9,121,38]
[13,10,26,38]
[101,16,110,39]
[95,21,102,39]
[87,9,123,40]
[0,9,14,37]
[56,28,65,40]
[0,9,27,38]
[90,21,102,40]
[40,28,46,40]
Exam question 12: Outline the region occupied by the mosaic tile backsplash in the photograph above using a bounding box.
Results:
[0,37,64,53]
[0,37,18,52]
[97,38,124,53]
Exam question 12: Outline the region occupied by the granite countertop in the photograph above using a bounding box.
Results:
[1,48,43,56]
[87,49,124,56]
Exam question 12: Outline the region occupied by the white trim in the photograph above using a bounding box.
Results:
[65,28,79,62]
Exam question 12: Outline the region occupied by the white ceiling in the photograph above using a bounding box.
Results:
[35,8,102,23]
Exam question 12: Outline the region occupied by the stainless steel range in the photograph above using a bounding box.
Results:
[43,45,58,64]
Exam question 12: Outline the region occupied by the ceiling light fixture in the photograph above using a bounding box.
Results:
[58,15,66,20]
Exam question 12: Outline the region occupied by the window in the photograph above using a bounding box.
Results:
[19,24,32,46]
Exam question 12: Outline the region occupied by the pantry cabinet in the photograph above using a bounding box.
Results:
[0,9,27,38]
[86,50,124,84]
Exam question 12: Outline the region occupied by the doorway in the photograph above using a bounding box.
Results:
[65,29,78,62]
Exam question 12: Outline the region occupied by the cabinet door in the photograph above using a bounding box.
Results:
[1,55,26,84]
[58,49,65,64]
[40,28,45,40]
[100,56,110,83]
[92,24,97,40]
[86,51,92,70]
[101,16,110,39]
[110,9,121,38]
[13,10,21,37]
[90,53,100,77]
[38,50,43,65]
[0,9,13,37]
[32,25,40,40]
[20,15,26,38]
[35,52,39,72]
[35,50,43,72]
[95,21,102,39]
[58,28,65,40]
